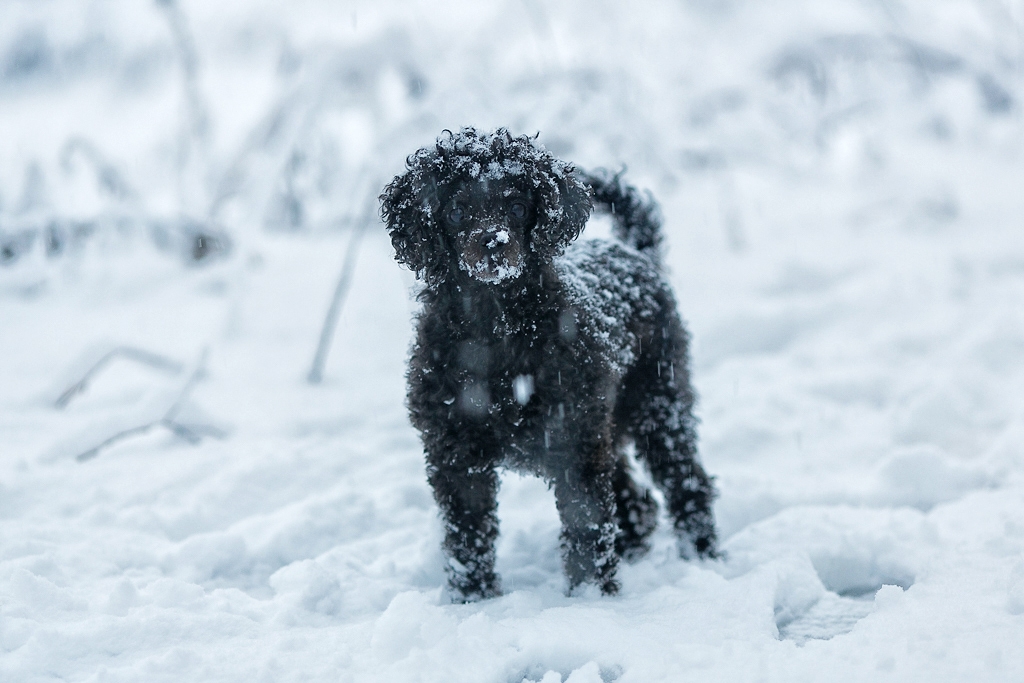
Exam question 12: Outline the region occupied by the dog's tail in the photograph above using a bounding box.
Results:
[582,169,664,266]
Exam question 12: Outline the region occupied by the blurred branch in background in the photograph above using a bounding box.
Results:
[207,31,429,234]
[155,0,212,216]
[1,0,1022,276]
[0,12,431,266]
[0,0,231,271]
[307,176,381,384]
[53,344,184,409]
[61,137,139,205]
[42,346,229,463]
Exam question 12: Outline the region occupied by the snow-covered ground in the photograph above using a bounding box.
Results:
[2,1,1024,681]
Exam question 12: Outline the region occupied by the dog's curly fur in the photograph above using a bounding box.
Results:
[381,128,718,600]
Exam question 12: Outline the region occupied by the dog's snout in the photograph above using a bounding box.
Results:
[479,228,510,252]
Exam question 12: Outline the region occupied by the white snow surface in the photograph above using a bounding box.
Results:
[2,0,1024,681]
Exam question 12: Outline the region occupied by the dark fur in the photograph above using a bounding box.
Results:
[381,128,718,600]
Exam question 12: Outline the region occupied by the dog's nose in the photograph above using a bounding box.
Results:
[480,228,509,252]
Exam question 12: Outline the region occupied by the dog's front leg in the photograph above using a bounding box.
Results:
[551,454,620,596]
[426,457,502,602]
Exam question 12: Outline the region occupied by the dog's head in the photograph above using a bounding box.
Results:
[380,128,592,286]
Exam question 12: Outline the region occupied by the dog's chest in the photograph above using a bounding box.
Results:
[446,316,555,418]
[456,325,615,437]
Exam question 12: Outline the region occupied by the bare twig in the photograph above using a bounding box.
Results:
[163,347,209,420]
[75,347,217,462]
[162,418,228,443]
[74,424,157,463]
[60,138,139,205]
[55,346,184,409]
[307,219,370,384]
[307,182,379,384]
[156,0,211,215]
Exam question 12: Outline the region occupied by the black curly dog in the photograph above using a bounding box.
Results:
[381,128,718,600]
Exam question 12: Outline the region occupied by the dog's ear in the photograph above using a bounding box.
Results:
[380,162,449,284]
[529,165,593,260]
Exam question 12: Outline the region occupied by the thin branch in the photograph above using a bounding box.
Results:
[161,419,204,444]
[164,347,209,420]
[76,424,156,463]
[156,0,211,214]
[55,346,184,409]
[307,183,379,384]
[60,137,139,206]
[73,347,215,462]
[162,418,229,442]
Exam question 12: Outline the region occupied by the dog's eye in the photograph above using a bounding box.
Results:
[510,201,527,219]
[447,205,466,225]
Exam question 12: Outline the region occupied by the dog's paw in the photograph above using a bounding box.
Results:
[677,534,725,562]
[448,575,503,603]
[564,577,621,598]
[695,536,725,561]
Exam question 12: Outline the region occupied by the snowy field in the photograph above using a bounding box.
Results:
[2,0,1024,680]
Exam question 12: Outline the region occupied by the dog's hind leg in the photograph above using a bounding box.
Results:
[639,413,718,559]
[427,461,502,601]
[632,381,719,559]
[611,455,659,562]
[619,316,719,559]
[551,450,621,595]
